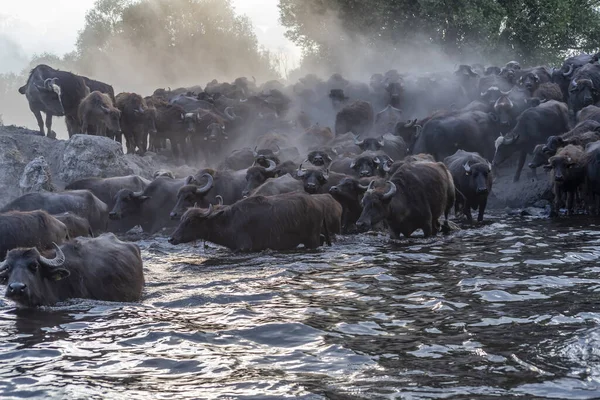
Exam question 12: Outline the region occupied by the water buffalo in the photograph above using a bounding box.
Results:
[413,111,499,161]
[109,176,191,234]
[356,161,455,238]
[552,53,598,101]
[493,100,570,182]
[185,108,236,165]
[0,234,144,307]
[78,91,121,136]
[219,147,279,171]
[354,134,408,161]
[444,150,493,223]
[542,120,600,156]
[168,192,331,251]
[328,177,371,233]
[144,97,188,160]
[334,100,374,137]
[532,82,563,102]
[18,64,89,137]
[53,212,94,238]
[296,164,346,194]
[373,105,404,136]
[81,77,119,141]
[518,67,552,93]
[528,145,551,172]
[251,174,304,197]
[116,92,157,155]
[0,211,69,261]
[578,105,600,124]
[349,152,392,178]
[568,64,600,118]
[305,149,333,167]
[169,170,246,219]
[65,175,151,210]
[242,160,278,197]
[385,154,436,177]
[584,141,600,214]
[544,145,586,216]
[1,191,108,233]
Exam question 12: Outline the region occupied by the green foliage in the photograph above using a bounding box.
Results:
[279,0,600,67]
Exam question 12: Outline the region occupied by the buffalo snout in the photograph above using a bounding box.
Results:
[360,170,371,177]
[108,211,121,220]
[168,237,180,245]
[305,183,317,193]
[476,187,488,194]
[329,186,339,193]
[169,211,180,220]
[6,282,27,298]
[355,219,370,232]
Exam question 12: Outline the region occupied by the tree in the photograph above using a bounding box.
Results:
[74,0,278,90]
[279,0,600,69]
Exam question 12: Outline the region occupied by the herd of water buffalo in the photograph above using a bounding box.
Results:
[4,52,600,308]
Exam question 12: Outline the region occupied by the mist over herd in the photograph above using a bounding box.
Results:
[1,45,600,309]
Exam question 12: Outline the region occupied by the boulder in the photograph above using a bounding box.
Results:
[59,134,139,183]
[19,156,55,194]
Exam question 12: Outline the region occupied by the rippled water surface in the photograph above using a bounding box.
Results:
[3,213,600,399]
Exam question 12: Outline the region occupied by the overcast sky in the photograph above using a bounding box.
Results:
[0,0,301,74]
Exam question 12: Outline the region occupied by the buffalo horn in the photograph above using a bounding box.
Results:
[354,136,365,147]
[350,160,356,169]
[500,90,511,96]
[404,119,415,128]
[0,259,7,272]
[323,169,329,180]
[463,162,471,172]
[273,145,280,156]
[325,153,333,163]
[224,107,236,121]
[373,157,381,165]
[39,243,66,268]
[253,146,258,157]
[563,64,574,77]
[195,173,214,194]
[382,181,397,200]
[572,79,578,88]
[101,105,110,113]
[366,180,375,193]
[265,159,277,172]
[200,203,213,218]
[357,182,370,191]
[215,195,224,206]
[378,137,385,148]
[297,163,306,177]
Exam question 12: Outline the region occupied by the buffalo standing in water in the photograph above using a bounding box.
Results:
[1,234,144,307]
[444,150,493,223]
[356,162,455,238]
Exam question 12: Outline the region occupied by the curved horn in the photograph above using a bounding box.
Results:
[383,160,392,172]
[0,259,7,272]
[297,163,306,177]
[354,136,365,147]
[39,243,66,268]
[382,181,397,200]
[463,162,471,172]
[500,90,511,96]
[503,134,518,145]
[195,173,214,194]
[325,153,333,163]
[572,79,578,88]
[224,107,236,121]
[323,169,329,180]
[199,203,213,218]
[366,180,375,193]
[357,182,370,191]
[272,144,280,156]
[215,195,224,206]
[253,146,258,157]
[378,137,385,148]
[101,105,111,113]
[563,64,574,77]
[404,119,416,128]
[265,159,277,172]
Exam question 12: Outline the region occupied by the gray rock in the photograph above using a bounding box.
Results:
[19,156,55,194]
[59,134,138,183]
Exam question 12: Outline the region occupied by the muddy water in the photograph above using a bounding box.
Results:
[2,213,600,399]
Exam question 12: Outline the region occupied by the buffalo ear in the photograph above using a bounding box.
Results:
[49,268,70,281]
[185,175,197,185]
[488,112,498,122]
[138,196,151,202]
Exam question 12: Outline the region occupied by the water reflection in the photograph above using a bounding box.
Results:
[1,214,600,398]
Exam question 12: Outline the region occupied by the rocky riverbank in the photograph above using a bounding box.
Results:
[0,125,554,211]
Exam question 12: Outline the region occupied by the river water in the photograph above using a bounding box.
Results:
[2,213,600,399]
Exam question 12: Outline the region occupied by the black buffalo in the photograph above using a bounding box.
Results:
[242,159,278,197]
[168,193,332,251]
[413,111,499,161]
[109,176,191,233]
[0,234,144,307]
[1,190,108,233]
[296,165,346,194]
[568,63,600,118]
[444,150,493,223]
[544,145,586,216]
[328,177,371,233]
[493,100,570,181]
[0,211,69,261]
[18,64,89,137]
[356,162,455,238]
[53,212,94,238]
[354,135,408,162]
[251,174,305,197]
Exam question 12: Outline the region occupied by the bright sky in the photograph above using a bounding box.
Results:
[0,0,301,74]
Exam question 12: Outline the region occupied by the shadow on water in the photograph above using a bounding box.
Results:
[3,213,600,398]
